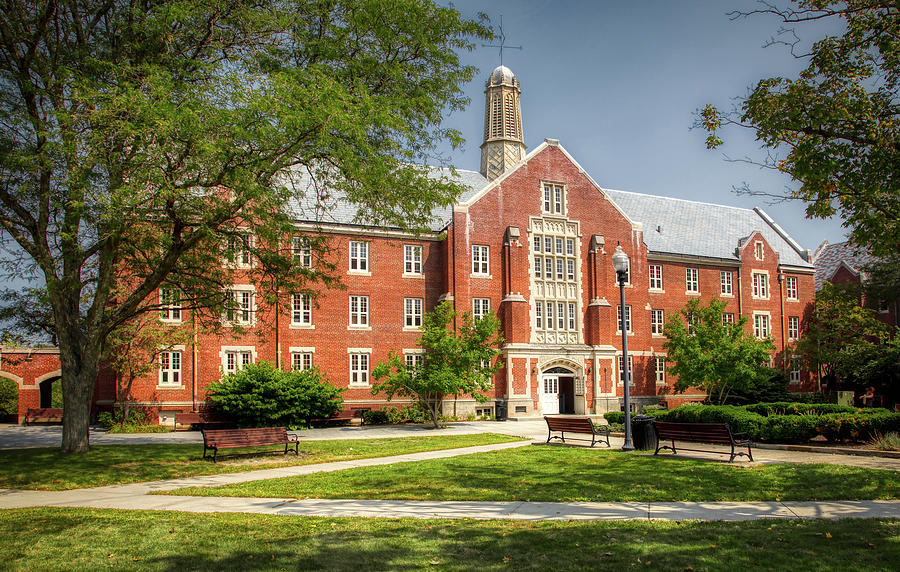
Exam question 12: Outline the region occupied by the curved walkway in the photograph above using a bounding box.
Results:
[2,422,899,521]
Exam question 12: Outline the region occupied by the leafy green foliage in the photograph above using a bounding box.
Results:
[663,299,775,404]
[0,377,17,416]
[206,361,343,429]
[372,301,503,428]
[702,1,900,257]
[0,0,490,451]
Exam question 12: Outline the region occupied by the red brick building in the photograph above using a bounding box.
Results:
[7,66,819,423]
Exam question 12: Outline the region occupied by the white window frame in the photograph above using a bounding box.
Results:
[722,312,735,325]
[788,316,800,341]
[753,312,771,339]
[535,301,543,329]
[224,287,255,325]
[404,244,423,275]
[291,293,312,327]
[158,348,184,387]
[472,245,490,276]
[349,295,369,328]
[789,357,801,384]
[220,346,255,374]
[404,349,424,374]
[293,236,312,268]
[685,267,699,294]
[655,356,666,385]
[542,183,565,215]
[752,271,770,300]
[349,240,369,273]
[786,276,799,300]
[617,305,632,333]
[291,351,314,371]
[650,309,665,336]
[473,298,491,321]
[348,350,371,387]
[754,241,764,261]
[649,265,663,291]
[404,297,423,329]
[720,271,733,296]
[160,288,182,323]
[617,355,634,386]
[226,233,253,268]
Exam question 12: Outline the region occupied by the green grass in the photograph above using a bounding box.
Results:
[2,508,898,571]
[0,433,525,491]
[175,445,900,502]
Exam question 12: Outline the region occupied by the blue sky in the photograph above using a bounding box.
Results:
[439,0,848,253]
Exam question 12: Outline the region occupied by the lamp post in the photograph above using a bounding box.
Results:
[612,244,634,452]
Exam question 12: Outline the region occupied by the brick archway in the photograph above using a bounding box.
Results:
[0,348,62,422]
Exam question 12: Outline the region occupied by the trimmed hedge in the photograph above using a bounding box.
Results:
[745,402,891,416]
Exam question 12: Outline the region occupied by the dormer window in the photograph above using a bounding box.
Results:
[754,241,764,261]
[542,183,565,215]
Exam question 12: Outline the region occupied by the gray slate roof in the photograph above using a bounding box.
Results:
[812,241,876,289]
[602,189,814,269]
[282,165,487,232]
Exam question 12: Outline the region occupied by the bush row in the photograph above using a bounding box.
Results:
[362,405,428,425]
[745,402,892,417]
[603,404,900,443]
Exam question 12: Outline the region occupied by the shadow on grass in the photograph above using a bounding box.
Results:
[3,508,898,571]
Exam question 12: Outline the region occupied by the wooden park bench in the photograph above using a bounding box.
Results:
[652,421,753,462]
[201,427,299,462]
[23,407,63,425]
[174,411,232,431]
[544,416,610,448]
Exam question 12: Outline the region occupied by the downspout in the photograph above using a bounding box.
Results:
[736,266,743,316]
[191,313,198,412]
[778,271,786,372]
[275,290,281,370]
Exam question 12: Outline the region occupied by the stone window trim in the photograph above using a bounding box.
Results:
[541,181,567,216]
[404,297,423,330]
[348,348,372,387]
[649,264,663,291]
[720,270,734,297]
[751,270,770,300]
[403,244,424,276]
[159,288,182,323]
[158,345,186,388]
[290,293,313,328]
[654,355,666,386]
[223,285,256,326]
[472,244,490,277]
[754,240,765,261]
[616,304,632,334]
[785,276,799,301]
[473,298,491,321]
[616,354,635,387]
[788,315,800,341]
[349,295,370,329]
[752,311,771,340]
[289,347,315,371]
[225,231,253,269]
[650,309,665,336]
[219,345,256,375]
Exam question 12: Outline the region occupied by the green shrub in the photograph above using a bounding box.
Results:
[746,402,892,417]
[0,377,17,416]
[206,361,343,429]
[363,409,390,425]
[604,411,624,424]
[817,412,900,442]
[758,414,821,442]
[663,405,766,439]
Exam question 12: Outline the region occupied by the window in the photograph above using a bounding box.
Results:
[788,316,800,341]
[160,288,181,322]
[786,276,798,300]
[349,352,369,386]
[686,268,699,293]
[349,240,369,272]
[649,265,663,290]
[473,298,491,321]
[404,245,422,275]
[754,241,764,260]
[789,357,801,384]
[404,297,423,328]
[568,303,576,330]
[542,183,565,214]
[534,257,543,278]
[555,258,564,281]
[472,245,490,275]
[291,352,313,371]
[546,302,554,329]
[720,271,733,295]
[617,355,634,385]
[405,352,424,372]
[555,238,564,255]
[557,302,565,330]
[722,313,735,325]
[566,239,575,256]
[617,305,632,333]
[223,349,253,374]
[534,236,541,253]
[226,233,252,267]
[535,301,543,329]
[225,288,254,325]
[651,309,665,335]
[349,295,369,327]
[567,259,575,281]
[291,293,312,326]
[655,356,666,385]
[752,272,769,299]
[753,313,771,339]
[159,351,181,386]
[292,236,312,268]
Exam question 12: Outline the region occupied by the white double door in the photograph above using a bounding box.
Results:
[541,375,560,415]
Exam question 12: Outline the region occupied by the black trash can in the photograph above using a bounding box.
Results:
[630,415,657,451]
[495,401,507,421]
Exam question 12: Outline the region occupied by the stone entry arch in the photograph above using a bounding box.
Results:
[539,359,585,415]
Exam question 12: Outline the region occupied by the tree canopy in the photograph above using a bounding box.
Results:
[0,0,491,451]
[663,299,775,405]
[372,301,503,428]
[701,1,899,257]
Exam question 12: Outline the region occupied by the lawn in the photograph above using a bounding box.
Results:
[171,445,900,502]
[2,508,897,571]
[0,433,525,490]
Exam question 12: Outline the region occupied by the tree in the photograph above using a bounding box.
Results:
[0,0,490,451]
[206,361,343,428]
[798,282,900,397]
[372,301,503,428]
[701,1,899,257]
[663,299,775,405]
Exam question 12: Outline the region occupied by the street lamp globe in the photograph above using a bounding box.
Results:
[612,245,629,276]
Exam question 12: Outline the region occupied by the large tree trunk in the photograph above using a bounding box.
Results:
[58,333,102,453]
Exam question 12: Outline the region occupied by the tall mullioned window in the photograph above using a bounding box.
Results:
[530,216,580,344]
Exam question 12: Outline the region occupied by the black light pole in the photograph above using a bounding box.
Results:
[612,245,634,452]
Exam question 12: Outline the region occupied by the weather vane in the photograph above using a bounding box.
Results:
[482,15,522,66]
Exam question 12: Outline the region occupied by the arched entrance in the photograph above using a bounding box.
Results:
[541,366,577,415]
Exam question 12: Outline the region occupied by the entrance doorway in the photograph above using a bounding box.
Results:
[541,366,576,415]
